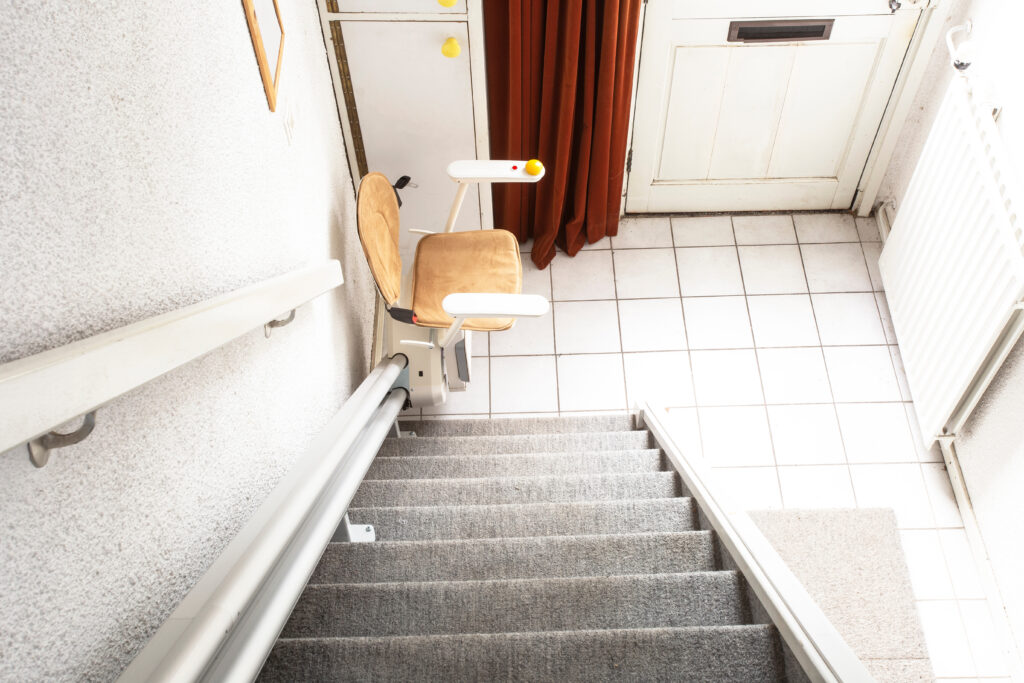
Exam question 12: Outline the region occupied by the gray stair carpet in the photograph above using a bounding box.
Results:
[310,532,716,583]
[399,414,636,436]
[263,626,783,683]
[259,416,787,682]
[366,449,664,479]
[377,430,652,457]
[351,471,681,507]
[347,498,699,541]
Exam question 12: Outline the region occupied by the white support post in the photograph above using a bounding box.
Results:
[855,3,946,216]
[444,183,470,233]
[439,316,467,349]
[443,159,546,233]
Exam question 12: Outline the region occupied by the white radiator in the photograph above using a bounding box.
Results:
[879,75,1024,446]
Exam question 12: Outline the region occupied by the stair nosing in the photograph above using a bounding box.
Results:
[387,430,645,441]
[359,471,676,485]
[301,569,739,591]
[273,623,774,644]
[324,529,712,549]
[370,448,662,460]
[346,496,692,514]
[378,431,652,455]
[306,569,734,590]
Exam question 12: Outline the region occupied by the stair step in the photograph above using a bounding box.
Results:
[378,431,652,457]
[282,571,748,638]
[352,472,680,507]
[365,449,664,479]
[259,625,785,682]
[348,497,697,541]
[398,414,636,437]
[311,531,716,584]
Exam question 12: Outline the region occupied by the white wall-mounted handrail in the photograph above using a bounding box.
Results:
[639,402,875,683]
[0,261,343,460]
[119,353,409,683]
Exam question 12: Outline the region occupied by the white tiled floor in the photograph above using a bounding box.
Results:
[404,212,1010,680]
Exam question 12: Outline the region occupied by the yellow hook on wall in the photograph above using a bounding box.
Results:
[441,37,461,58]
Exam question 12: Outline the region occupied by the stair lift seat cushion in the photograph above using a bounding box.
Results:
[356,172,403,306]
[411,230,523,331]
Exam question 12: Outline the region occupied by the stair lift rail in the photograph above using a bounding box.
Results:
[119,353,410,683]
[639,402,875,683]
[0,261,343,466]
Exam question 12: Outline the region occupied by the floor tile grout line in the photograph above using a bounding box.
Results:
[914,456,960,567]
[731,215,784,501]
[549,289,881,303]
[614,297,631,411]
[610,241,866,250]
[504,338,901,349]
[708,461,955,469]
[671,220,707,461]
[550,263,561,416]
[606,247,630,413]
[489,343,901,356]
[950,597,985,676]
[793,215,860,507]
[863,244,924,469]
[437,373,924,409]
[857,262,909,403]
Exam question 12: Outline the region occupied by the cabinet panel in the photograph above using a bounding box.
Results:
[342,20,480,258]
[336,0,466,14]
[657,48,728,181]
[707,46,795,180]
[768,42,878,178]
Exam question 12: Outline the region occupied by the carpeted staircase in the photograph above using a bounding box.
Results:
[258,415,788,682]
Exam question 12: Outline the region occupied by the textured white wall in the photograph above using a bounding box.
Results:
[0,1,375,680]
[878,0,1024,654]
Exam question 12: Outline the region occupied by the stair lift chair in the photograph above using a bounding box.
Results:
[357,160,550,408]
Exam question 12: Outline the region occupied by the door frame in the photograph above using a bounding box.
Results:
[853,0,945,216]
[621,0,941,215]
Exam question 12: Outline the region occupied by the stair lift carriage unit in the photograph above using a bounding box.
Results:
[357,160,549,407]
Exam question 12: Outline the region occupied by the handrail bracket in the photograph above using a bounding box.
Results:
[334,513,376,543]
[264,309,297,338]
[27,411,97,467]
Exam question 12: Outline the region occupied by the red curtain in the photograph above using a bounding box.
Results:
[484,0,642,269]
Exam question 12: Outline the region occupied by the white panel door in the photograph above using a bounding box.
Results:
[626,1,918,212]
[342,21,481,259]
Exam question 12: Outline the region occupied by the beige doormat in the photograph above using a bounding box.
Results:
[749,508,933,682]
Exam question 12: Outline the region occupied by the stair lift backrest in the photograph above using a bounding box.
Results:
[356,172,403,307]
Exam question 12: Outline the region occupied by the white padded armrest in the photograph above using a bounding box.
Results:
[442,293,550,319]
[446,160,546,184]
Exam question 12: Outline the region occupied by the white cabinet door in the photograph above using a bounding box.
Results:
[336,0,466,13]
[626,1,918,212]
[342,21,481,257]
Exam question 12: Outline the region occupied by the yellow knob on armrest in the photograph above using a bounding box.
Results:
[525,159,544,176]
[441,37,461,58]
